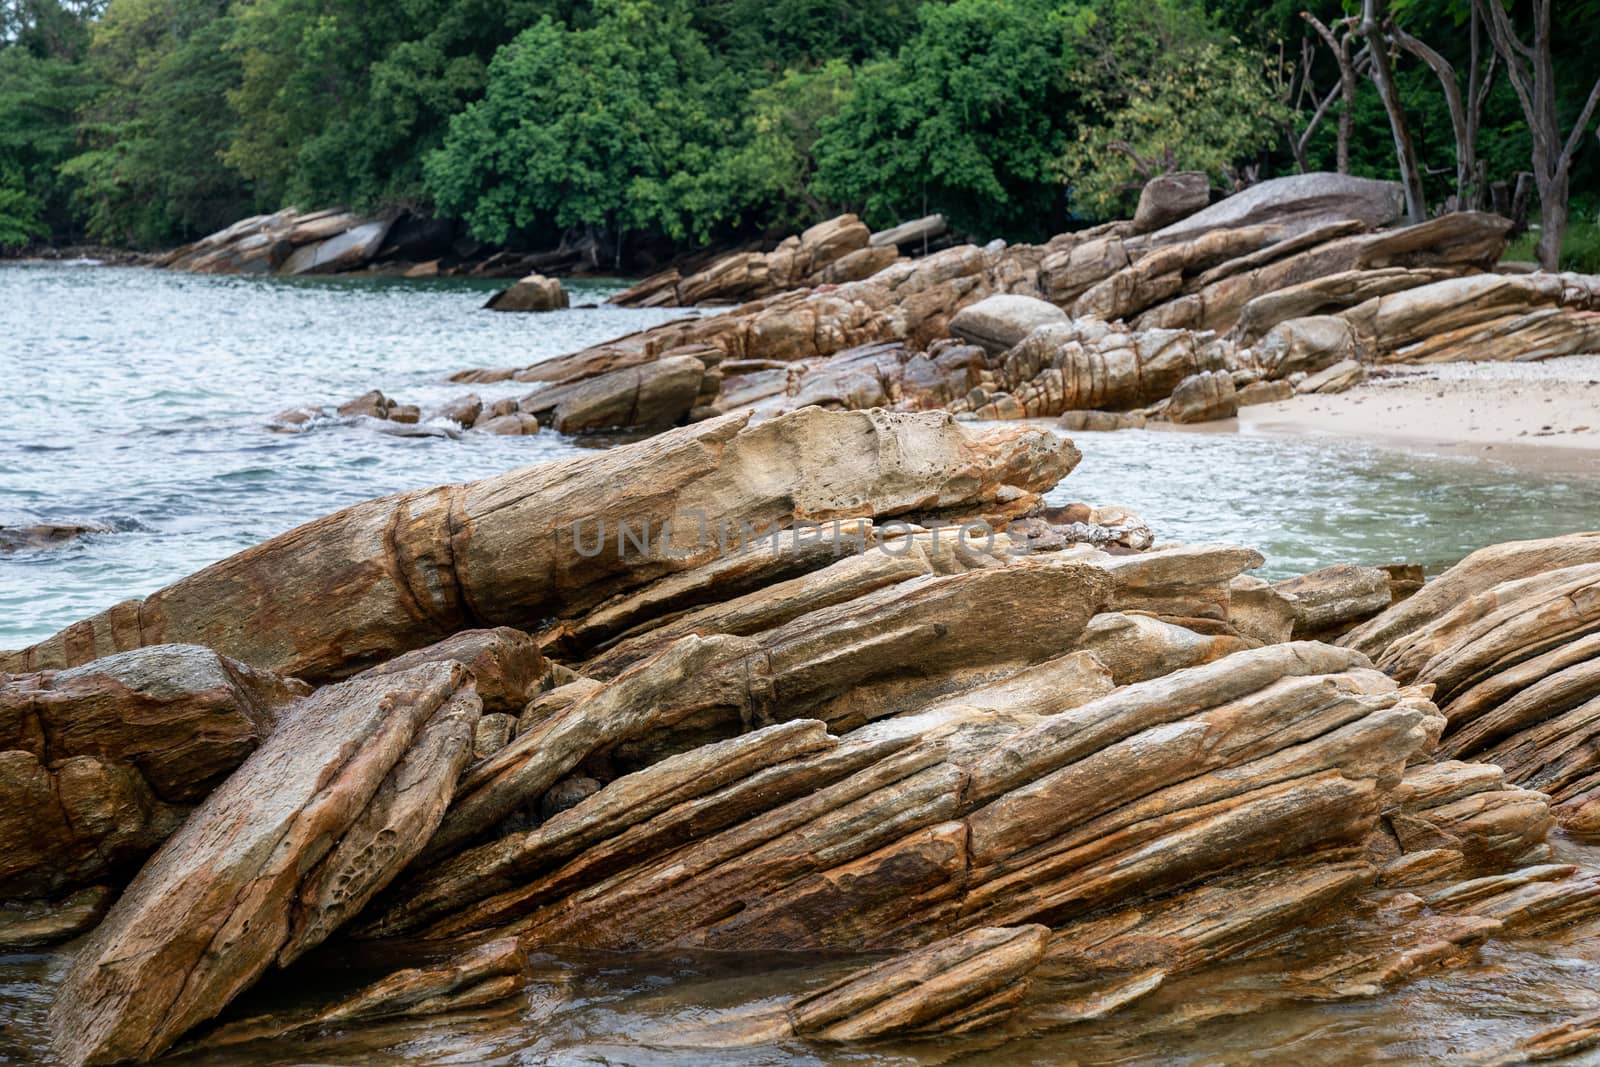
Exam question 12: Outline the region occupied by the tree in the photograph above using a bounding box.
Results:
[710,60,854,231]
[810,0,1077,238]
[424,0,740,247]
[1358,0,1427,223]
[1064,0,1287,219]
[1476,0,1600,268]
[62,0,253,246]
[0,44,98,244]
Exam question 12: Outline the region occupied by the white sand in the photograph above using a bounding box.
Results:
[1167,355,1600,473]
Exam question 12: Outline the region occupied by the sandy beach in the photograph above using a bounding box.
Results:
[1169,354,1600,473]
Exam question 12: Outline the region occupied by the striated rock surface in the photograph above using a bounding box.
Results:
[609,215,890,308]
[50,663,482,1067]
[1341,533,1600,833]
[2,408,1071,682]
[0,645,307,898]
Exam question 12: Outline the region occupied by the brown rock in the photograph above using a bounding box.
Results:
[1166,370,1238,424]
[358,627,543,714]
[50,662,481,1067]
[1236,379,1293,406]
[192,937,527,1052]
[1132,171,1210,234]
[1273,563,1393,641]
[0,645,307,898]
[790,924,1049,1039]
[1,409,1073,682]
[485,273,569,312]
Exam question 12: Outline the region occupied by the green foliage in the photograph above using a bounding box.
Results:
[1504,207,1600,273]
[0,170,47,247]
[424,0,742,244]
[709,60,853,231]
[61,0,252,246]
[1063,0,1286,219]
[810,0,1078,239]
[0,45,98,243]
[2,0,1598,255]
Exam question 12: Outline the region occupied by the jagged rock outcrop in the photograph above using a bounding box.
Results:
[1,409,1072,681]
[0,645,307,898]
[50,663,482,1067]
[189,938,527,1052]
[153,208,396,276]
[1339,533,1600,833]
[960,319,1232,419]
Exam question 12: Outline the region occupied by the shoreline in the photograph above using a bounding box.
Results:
[1155,355,1600,477]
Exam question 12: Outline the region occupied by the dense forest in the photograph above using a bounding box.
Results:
[1,0,1596,267]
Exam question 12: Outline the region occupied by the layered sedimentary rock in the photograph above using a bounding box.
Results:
[1,408,1070,681]
[190,938,528,1052]
[0,645,306,898]
[609,215,897,308]
[50,663,482,1067]
[153,208,396,276]
[1340,533,1600,833]
[1259,270,1600,370]
[19,417,1600,1067]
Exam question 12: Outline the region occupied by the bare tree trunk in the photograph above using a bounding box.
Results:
[1359,0,1428,223]
[1303,13,1361,175]
[1389,27,1471,211]
[1477,0,1600,269]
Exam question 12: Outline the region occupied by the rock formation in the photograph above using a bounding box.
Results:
[484,273,569,312]
[152,208,397,276]
[51,662,482,1067]
[609,215,898,308]
[1334,533,1600,835]
[0,645,307,899]
[429,175,1600,439]
[1,409,1072,681]
[11,411,1600,1064]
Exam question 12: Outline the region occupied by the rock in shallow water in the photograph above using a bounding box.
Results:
[49,662,481,1067]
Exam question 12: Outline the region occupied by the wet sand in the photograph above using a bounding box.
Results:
[1168,354,1600,475]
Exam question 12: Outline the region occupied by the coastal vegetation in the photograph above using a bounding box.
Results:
[1,0,1597,264]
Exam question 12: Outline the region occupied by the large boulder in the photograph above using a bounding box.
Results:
[484,273,569,312]
[50,663,482,1067]
[1145,172,1406,248]
[0,646,307,899]
[1165,370,1238,424]
[949,294,1073,355]
[1132,171,1210,233]
[2,409,1075,682]
[278,219,394,275]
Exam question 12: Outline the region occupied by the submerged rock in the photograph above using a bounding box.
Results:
[0,522,111,552]
[485,273,569,312]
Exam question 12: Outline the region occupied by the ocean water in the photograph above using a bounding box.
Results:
[4,262,1599,648]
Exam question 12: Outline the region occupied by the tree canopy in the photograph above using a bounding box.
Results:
[1,0,1596,262]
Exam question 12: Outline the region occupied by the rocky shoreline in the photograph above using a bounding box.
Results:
[2,404,1600,1065]
[245,172,1598,447]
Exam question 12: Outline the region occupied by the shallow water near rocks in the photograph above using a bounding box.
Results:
[3,263,1600,1064]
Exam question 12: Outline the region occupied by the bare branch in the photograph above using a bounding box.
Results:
[1561,76,1600,164]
